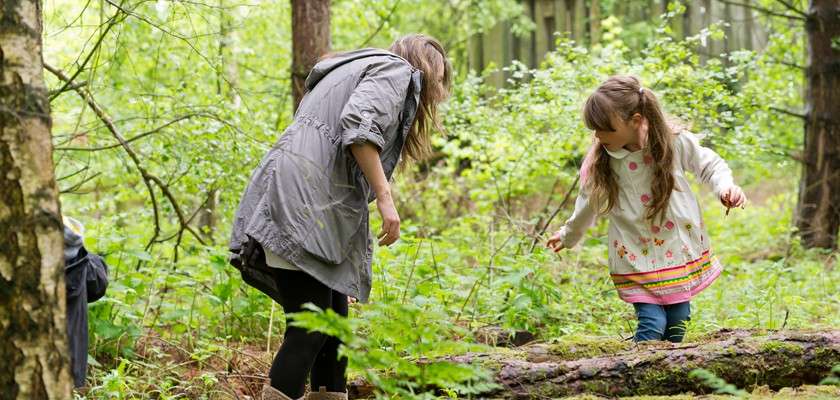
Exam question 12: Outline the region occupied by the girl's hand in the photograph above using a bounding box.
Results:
[720,185,746,209]
[376,191,400,246]
[546,230,566,253]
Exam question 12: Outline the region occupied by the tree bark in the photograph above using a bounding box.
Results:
[348,330,840,399]
[589,0,601,44]
[0,0,73,398]
[291,0,330,112]
[572,0,585,44]
[796,0,840,250]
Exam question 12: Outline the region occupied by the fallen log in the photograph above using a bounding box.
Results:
[348,329,840,399]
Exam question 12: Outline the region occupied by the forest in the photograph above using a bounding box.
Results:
[1,0,839,399]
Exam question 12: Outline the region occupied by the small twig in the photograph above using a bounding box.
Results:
[57,165,89,181]
[400,239,424,304]
[427,240,447,307]
[717,0,806,21]
[102,0,248,110]
[49,5,125,101]
[454,233,515,324]
[48,80,88,98]
[56,114,201,152]
[769,106,807,120]
[781,308,790,330]
[60,172,102,194]
[773,0,808,18]
[529,175,580,253]
[359,0,402,47]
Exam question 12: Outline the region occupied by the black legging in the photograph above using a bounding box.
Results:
[268,268,348,397]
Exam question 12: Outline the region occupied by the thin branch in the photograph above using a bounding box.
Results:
[766,57,806,70]
[717,0,806,21]
[359,0,402,48]
[45,63,206,250]
[770,106,807,120]
[48,80,87,98]
[57,165,90,181]
[102,0,249,111]
[60,172,103,194]
[529,175,580,253]
[49,5,125,101]
[774,0,808,18]
[55,113,202,152]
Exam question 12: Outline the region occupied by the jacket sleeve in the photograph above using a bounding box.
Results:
[85,252,109,303]
[338,59,413,152]
[557,184,600,249]
[675,131,734,197]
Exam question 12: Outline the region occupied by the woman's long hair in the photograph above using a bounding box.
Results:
[389,34,452,162]
[581,75,675,221]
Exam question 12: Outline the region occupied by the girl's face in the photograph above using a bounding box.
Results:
[594,112,642,152]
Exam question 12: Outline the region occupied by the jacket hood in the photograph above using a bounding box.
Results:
[304,48,412,91]
[63,216,85,261]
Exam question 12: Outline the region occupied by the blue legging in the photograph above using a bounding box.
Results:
[633,302,691,342]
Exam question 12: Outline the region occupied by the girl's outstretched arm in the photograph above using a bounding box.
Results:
[675,131,745,208]
[547,188,599,252]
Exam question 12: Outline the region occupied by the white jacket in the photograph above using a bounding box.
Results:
[558,131,734,305]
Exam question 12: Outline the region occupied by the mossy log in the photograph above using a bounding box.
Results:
[348,329,840,399]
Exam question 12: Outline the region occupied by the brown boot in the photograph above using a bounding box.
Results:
[262,384,300,400]
[306,386,348,400]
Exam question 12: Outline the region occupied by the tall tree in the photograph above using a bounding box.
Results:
[589,0,601,44]
[0,0,73,397]
[291,0,331,112]
[796,0,840,249]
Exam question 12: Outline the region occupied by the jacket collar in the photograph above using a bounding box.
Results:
[604,146,643,160]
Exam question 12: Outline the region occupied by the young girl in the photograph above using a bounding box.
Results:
[547,75,745,343]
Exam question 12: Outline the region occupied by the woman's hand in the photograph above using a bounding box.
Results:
[546,230,566,253]
[376,190,400,246]
[720,185,746,210]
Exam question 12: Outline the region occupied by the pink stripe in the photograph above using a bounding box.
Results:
[611,249,711,277]
[616,259,723,305]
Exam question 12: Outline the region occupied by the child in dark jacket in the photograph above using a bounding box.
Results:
[63,216,109,388]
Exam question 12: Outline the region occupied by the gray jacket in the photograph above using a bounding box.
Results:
[229,49,422,302]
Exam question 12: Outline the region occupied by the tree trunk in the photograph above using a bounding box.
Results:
[291,0,330,112]
[572,0,585,44]
[348,330,840,399]
[742,0,753,51]
[589,0,601,45]
[796,0,840,250]
[0,0,73,398]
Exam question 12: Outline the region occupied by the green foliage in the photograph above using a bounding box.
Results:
[44,1,835,399]
[822,365,840,386]
[290,303,498,399]
[689,368,748,396]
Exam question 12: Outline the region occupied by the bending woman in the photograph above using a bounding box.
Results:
[229,34,452,400]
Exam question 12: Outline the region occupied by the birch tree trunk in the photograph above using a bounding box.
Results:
[0,0,73,397]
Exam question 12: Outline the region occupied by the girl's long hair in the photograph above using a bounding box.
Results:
[581,75,675,221]
[389,34,452,162]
